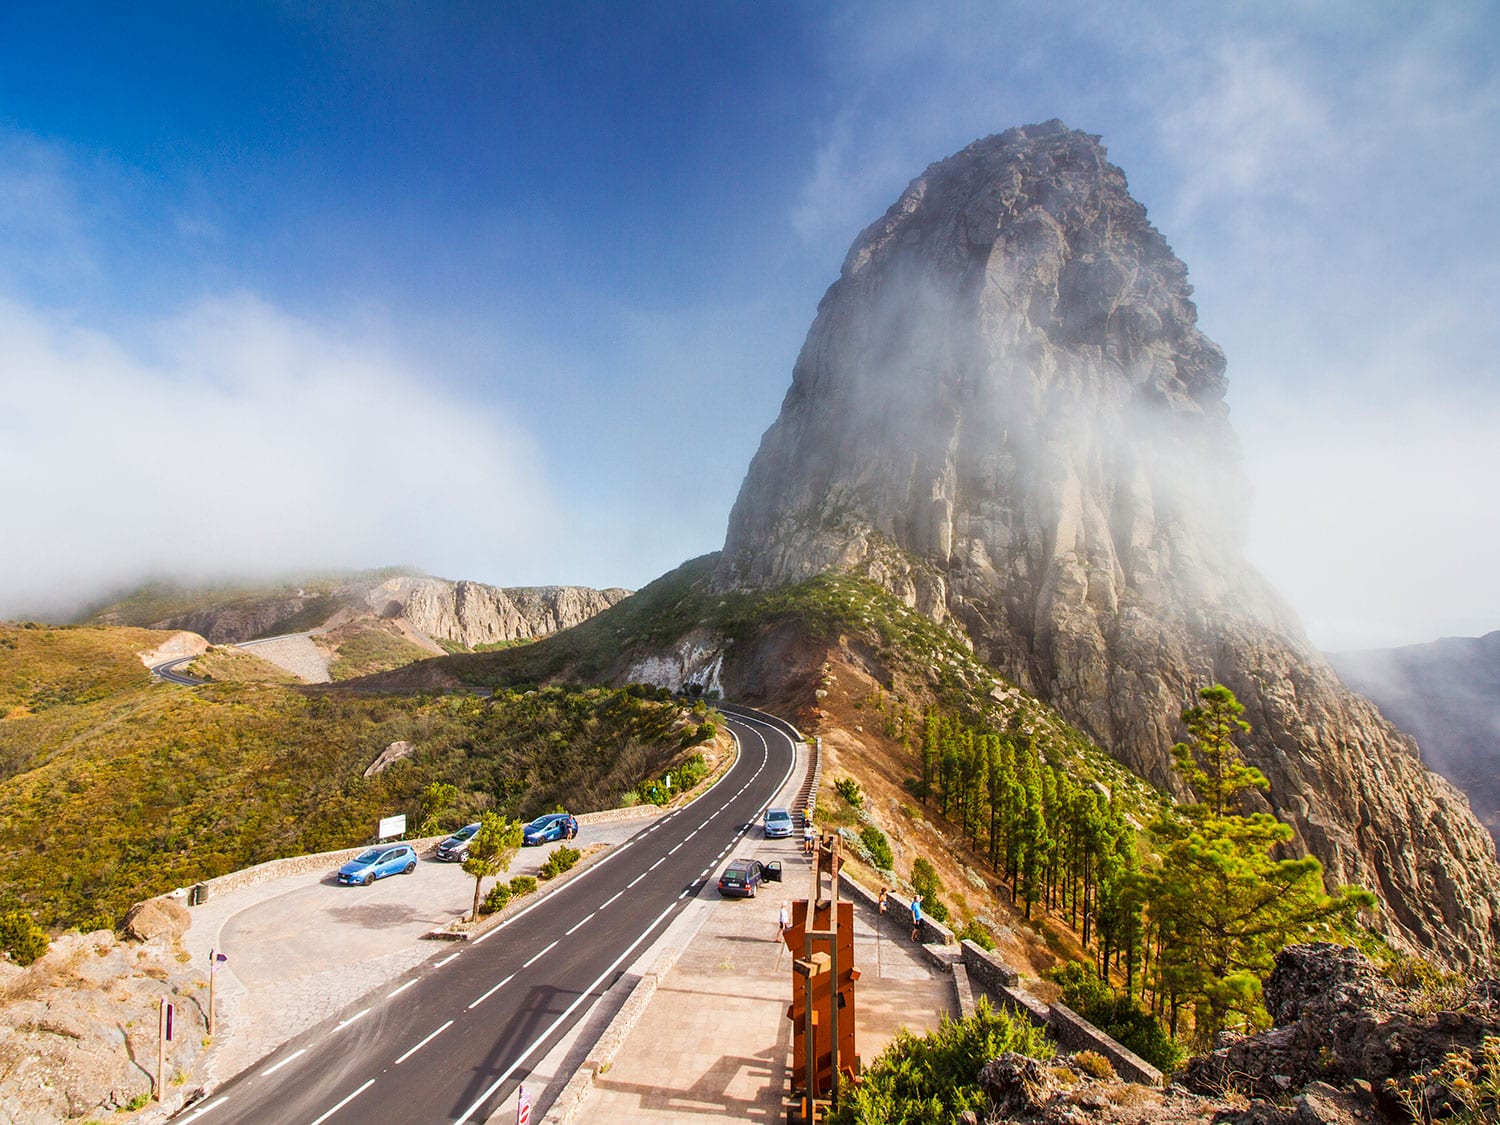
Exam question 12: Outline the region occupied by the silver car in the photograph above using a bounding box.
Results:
[763,807,794,838]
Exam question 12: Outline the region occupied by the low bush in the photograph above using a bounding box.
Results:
[508,875,538,898]
[956,918,996,951]
[480,884,511,915]
[539,845,581,880]
[860,825,894,870]
[835,777,864,807]
[0,909,48,965]
[827,997,1052,1123]
[1048,961,1185,1073]
[911,858,949,923]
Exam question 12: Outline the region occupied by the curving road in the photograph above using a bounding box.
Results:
[172,708,799,1125]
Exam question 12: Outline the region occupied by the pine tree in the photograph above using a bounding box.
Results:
[1146,684,1374,1041]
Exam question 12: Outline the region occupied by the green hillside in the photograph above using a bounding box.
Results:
[0,626,709,930]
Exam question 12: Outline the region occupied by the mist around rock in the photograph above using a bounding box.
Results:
[715,121,1500,965]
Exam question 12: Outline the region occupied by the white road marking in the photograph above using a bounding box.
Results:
[436,951,460,967]
[698,819,710,830]
[332,1008,369,1033]
[261,1048,305,1076]
[308,1078,374,1125]
[649,857,665,871]
[626,872,647,888]
[468,973,516,1010]
[668,842,683,854]
[566,913,594,935]
[685,830,698,841]
[453,902,684,1125]
[524,940,558,968]
[180,1095,229,1121]
[395,1019,453,1064]
[600,891,623,909]
[679,888,691,899]
[387,979,417,999]
[700,868,710,878]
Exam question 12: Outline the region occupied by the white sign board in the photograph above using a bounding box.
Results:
[377,814,407,841]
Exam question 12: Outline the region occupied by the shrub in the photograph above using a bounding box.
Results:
[835,777,864,808]
[508,875,538,897]
[0,910,49,966]
[480,884,511,915]
[911,858,949,923]
[1048,961,1185,1073]
[1073,1050,1115,1080]
[860,826,894,870]
[956,919,996,951]
[827,997,1052,1123]
[539,845,581,880]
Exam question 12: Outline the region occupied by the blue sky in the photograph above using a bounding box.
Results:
[2,2,1497,649]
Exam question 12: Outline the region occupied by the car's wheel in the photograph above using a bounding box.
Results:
[748,884,757,898]
[404,860,416,874]
[362,873,374,886]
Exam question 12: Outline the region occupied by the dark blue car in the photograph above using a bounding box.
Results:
[337,844,417,886]
[522,813,579,846]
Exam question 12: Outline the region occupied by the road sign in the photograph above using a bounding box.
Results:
[378,813,407,840]
[516,1083,530,1125]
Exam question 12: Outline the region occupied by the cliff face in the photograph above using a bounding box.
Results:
[153,576,629,649]
[717,121,1500,964]
[355,577,631,649]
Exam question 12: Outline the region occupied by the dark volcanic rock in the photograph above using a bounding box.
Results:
[1180,943,1500,1108]
[715,121,1500,964]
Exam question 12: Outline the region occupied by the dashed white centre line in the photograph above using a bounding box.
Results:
[649,857,665,871]
[387,979,417,999]
[524,940,558,968]
[395,1019,453,1064]
[435,952,460,968]
[566,913,594,935]
[600,890,623,909]
[332,1008,369,1033]
[668,842,683,855]
[469,973,516,1010]
[308,1078,374,1125]
[261,1048,305,1076]
[627,872,647,888]
[698,819,710,830]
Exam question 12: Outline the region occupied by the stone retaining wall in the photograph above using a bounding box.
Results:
[958,941,1162,1086]
[838,873,954,948]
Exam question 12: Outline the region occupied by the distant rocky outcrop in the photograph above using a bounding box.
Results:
[149,575,629,649]
[353,577,630,649]
[715,121,1500,964]
[1332,631,1500,847]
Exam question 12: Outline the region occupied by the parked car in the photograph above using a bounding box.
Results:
[435,822,482,862]
[716,857,783,898]
[763,807,794,838]
[338,844,418,886]
[523,812,579,846]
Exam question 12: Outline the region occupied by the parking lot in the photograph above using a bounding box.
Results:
[182,812,659,1088]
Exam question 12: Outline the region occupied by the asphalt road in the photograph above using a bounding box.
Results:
[173,708,799,1125]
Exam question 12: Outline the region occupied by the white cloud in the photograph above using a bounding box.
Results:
[0,292,557,618]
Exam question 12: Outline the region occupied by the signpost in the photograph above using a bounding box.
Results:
[208,948,227,1035]
[516,1083,531,1125]
[156,997,174,1100]
[377,813,407,841]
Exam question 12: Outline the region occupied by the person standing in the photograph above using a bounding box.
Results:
[803,819,816,855]
[878,887,888,916]
[777,900,790,940]
[911,893,923,941]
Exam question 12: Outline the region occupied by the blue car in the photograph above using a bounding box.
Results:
[523,813,579,846]
[337,844,418,886]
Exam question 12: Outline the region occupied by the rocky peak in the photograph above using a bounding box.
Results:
[716,122,1500,964]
